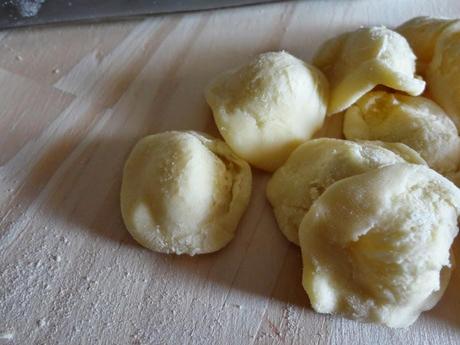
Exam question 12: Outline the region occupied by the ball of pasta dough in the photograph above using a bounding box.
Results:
[266,138,425,245]
[120,131,252,255]
[397,16,457,74]
[343,91,460,174]
[427,21,460,131]
[313,26,425,115]
[205,51,329,172]
[299,163,460,328]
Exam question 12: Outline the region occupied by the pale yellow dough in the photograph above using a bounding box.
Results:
[299,163,460,328]
[343,91,460,174]
[397,16,457,74]
[205,51,329,172]
[266,139,425,245]
[313,26,425,115]
[427,21,460,131]
[120,131,252,255]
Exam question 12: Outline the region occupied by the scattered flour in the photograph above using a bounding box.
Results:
[14,0,46,17]
[0,332,14,340]
[284,304,297,335]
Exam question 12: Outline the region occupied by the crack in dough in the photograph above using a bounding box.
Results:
[299,163,460,328]
[314,26,425,115]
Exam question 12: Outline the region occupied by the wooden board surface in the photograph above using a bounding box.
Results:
[1,1,460,344]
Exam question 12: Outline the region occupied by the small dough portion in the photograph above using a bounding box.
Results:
[299,163,460,328]
[266,139,425,245]
[397,16,457,74]
[120,131,252,255]
[205,51,329,172]
[313,26,425,115]
[343,91,460,174]
[427,21,460,131]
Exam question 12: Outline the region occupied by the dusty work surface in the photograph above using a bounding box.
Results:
[1,1,460,344]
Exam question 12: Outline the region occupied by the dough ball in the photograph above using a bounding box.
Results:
[205,51,329,172]
[313,26,425,115]
[299,163,460,328]
[427,21,460,131]
[120,131,252,255]
[266,138,425,245]
[397,16,457,74]
[343,91,460,174]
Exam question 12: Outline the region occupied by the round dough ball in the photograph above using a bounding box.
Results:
[266,138,425,245]
[299,163,460,328]
[120,131,252,255]
[397,16,457,74]
[427,21,460,131]
[343,91,460,174]
[205,51,329,172]
[313,26,425,115]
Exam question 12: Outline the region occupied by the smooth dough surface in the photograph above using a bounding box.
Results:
[266,138,425,245]
[343,91,460,174]
[299,163,460,328]
[313,26,425,115]
[120,131,252,255]
[397,16,457,74]
[205,51,329,172]
[427,20,460,131]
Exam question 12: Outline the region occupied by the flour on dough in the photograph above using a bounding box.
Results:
[299,163,460,328]
[344,91,460,174]
[205,51,329,172]
[314,26,425,115]
[266,138,425,245]
[427,21,460,132]
[397,16,457,74]
[120,131,252,255]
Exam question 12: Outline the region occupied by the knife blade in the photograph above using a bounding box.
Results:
[0,0,283,29]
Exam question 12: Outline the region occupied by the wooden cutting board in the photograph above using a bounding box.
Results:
[1,1,460,344]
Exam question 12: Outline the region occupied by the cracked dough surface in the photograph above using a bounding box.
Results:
[313,26,425,115]
[427,21,460,131]
[266,138,425,245]
[299,163,460,328]
[205,51,329,172]
[120,131,252,255]
[343,91,460,174]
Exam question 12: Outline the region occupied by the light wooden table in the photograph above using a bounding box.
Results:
[1,1,460,344]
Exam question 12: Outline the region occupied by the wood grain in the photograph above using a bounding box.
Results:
[1,1,460,344]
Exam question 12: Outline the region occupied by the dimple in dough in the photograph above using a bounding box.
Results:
[266,138,425,245]
[397,16,457,75]
[343,91,460,174]
[120,131,252,255]
[427,20,460,131]
[205,51,329,172]
[313,26,425,116]
[299,163,460,328]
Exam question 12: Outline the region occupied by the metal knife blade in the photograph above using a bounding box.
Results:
[0,0,283,29]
